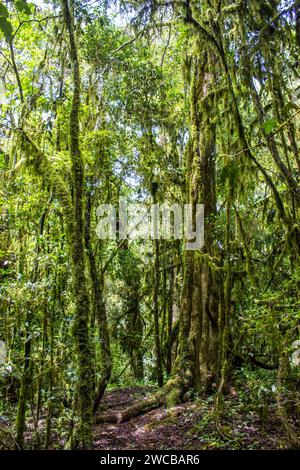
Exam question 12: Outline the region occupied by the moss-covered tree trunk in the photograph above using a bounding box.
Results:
[152,183,164,387]
[84,192,112,415]
[62,0,93,448]
[15,306,32,448]
[172,49,220,395]
[117,240,144,381]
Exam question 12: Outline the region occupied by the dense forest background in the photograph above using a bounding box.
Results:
[0,0,299,450]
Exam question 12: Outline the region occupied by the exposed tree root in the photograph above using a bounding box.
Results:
[95,389,165,424]
[95,375,189,424]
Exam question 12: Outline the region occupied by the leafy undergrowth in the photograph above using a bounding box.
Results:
[94,386,287,450]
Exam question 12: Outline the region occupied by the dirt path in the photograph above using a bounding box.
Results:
[93,386,284,450]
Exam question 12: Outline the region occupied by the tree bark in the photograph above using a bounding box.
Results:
[62,0,94,448]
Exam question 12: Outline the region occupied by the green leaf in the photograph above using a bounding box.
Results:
[0,4,9,18]
[15,0,31,15]
[0,3,12,41]
[0,16,13,41]
[263,118,277,135]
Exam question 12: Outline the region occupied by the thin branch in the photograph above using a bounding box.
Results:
[8,41,23,102]
[111,31,142,54]
[12,16,61,40]
[0,51,13,69]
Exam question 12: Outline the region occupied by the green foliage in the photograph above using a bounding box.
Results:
[0,3,12,41]
[263,119,277,135]
[0,0,299,450]
[0,0,31,41]
[15,0,31,15]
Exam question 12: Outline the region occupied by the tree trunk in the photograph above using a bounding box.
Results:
[152,184,164,387]
[85,192,112,415]
[62,0,94,448]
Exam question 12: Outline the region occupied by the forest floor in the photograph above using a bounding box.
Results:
[93,385,286,450]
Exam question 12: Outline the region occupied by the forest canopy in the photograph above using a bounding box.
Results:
[0,0,299,451]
